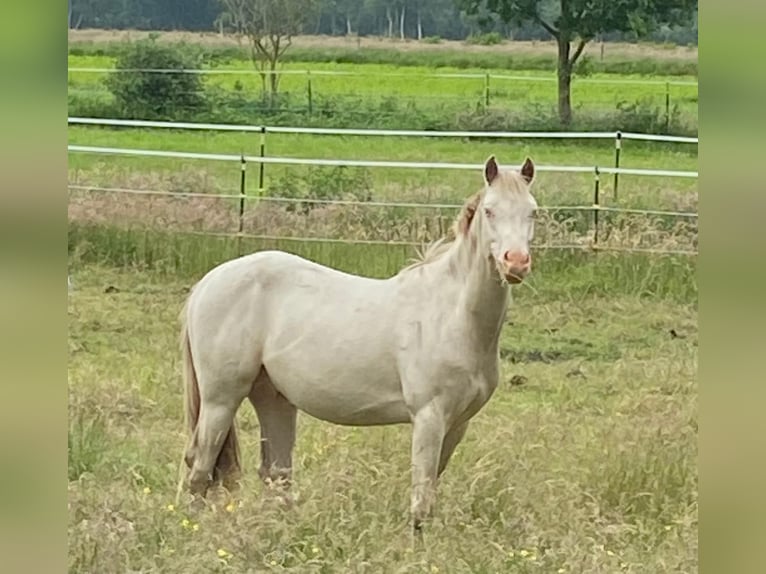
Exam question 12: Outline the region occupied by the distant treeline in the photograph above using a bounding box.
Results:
[68,0,698,45]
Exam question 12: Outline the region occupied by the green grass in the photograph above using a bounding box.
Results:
[68,54,698,125]
[67,125,697,206]
[67,259,697,572]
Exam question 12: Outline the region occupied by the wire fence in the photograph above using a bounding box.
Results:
[67,66,699,134]
[67,119,698,256]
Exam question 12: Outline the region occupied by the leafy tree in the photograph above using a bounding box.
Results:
[458,0,697,125]
[218,0,319,100]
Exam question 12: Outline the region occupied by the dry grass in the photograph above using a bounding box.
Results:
[67,263,697,573]
[67,185,698,254]
[68,29,698,62]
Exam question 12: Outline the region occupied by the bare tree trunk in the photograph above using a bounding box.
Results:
[270,63,279,101]
[346,17,352,35]
[417,11,422,40]
[386,8,393,37]
[399,5,406,40]
[557,36,573,126]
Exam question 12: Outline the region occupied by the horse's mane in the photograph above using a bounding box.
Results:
[399,189,484,273]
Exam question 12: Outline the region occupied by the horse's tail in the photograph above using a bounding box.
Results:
[181,307,201,463]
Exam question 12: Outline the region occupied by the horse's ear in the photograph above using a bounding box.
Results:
[520,157,535,184]
[484,155,499,186]
[456,191,482,235]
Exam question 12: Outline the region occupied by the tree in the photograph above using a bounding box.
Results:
[458,0,697,125]
[218,0,319,100]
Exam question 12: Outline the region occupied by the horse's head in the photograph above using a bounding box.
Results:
[459,155,538,285]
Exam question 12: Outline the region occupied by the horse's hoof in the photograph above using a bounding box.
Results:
[189,495,207,512]
[413,520,424,537]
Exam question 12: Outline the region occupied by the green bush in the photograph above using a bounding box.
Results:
[105,39,208,120]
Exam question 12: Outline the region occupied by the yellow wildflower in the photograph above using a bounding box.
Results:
[143,486,151,495]
[226,501,236,513]
[606,550,615,557]
[520,550,529,557]
[217,548,230,558]
[558,569,565,574]
[181,519,190,529]
[529,554,537,561]
[431,566,439,573]
[270,560,277,566]
[166,504,175,512]
[312,546,320,554]
[508,551,515,558]
[192,523,199,532]
[664,525,672,531]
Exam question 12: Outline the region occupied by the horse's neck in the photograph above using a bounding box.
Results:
[445,221,509,347]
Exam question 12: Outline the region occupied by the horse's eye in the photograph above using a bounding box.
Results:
[484,208,494,218]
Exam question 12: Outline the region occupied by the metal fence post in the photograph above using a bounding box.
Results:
[238,154,247,255]
[665,82,670,133]
[484,73,490,110]
[259,127,266,195]
[593,166,600,246]
[613,131,622,201]
[307,71,313,116]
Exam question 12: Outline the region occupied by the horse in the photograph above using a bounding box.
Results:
[179,155,539,533]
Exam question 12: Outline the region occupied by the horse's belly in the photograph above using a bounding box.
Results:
[264,358,410,426]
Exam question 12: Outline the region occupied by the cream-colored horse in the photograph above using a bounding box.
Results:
[180,155,538,532]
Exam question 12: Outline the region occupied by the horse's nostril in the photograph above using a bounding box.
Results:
[503,251,530,265]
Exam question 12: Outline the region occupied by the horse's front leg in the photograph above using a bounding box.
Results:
[410,402,447,535]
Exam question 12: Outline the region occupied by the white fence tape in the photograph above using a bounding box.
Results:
[67,144,698,178]
[68,116,698,144]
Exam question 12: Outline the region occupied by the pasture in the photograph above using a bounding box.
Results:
[68,32,698,574]
[68,125,698,259]
[68,53,698,122]
[67,259,697,573]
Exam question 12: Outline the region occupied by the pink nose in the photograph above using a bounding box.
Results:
[503,251,531,267]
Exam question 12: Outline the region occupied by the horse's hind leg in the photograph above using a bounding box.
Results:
[248,370,297,489]
[188,388,249,498]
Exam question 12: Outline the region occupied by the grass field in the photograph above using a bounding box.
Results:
[67,262,697,573]
[68,53,698,130]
